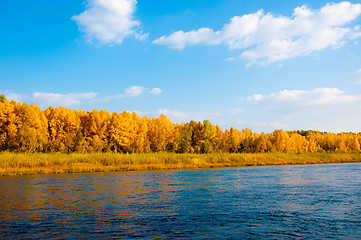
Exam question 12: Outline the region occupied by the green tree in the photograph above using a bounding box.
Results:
[174,123,193,153]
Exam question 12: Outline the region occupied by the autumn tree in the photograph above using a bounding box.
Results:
[253,133,272,153]
[284,131,308,153]
[45,106,81,153]
[2,98,361,154]
[202,120,216,153]
[211,125,224,153]
[270,130,289,152]
[106,112,134,153]
[174,123,193,153]
[148,115,175,152]
[15,103,48,152]
[132,115,151,153]
[79,109,111,152]
[305,132,319,152]
[345,133,360,152]
[0,99,20,151]
[238,128,254,153]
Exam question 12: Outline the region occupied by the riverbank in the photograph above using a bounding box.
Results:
[0,152,361,176]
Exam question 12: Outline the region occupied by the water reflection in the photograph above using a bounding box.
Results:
[0,164,361,239]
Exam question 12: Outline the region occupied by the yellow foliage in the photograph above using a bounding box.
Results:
[0,99,360,154]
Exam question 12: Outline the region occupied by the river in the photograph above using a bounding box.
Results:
[1,163,361,239]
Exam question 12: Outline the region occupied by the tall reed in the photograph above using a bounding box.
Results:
[0,152,360,176]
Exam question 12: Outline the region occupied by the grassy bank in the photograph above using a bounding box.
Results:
[0,152,361,176]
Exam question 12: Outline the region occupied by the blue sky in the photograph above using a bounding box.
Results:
[1,0,361,133]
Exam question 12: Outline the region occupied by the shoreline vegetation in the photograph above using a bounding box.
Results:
[1,152,361,176]
[2,96,361,176]
[1,97,361,155]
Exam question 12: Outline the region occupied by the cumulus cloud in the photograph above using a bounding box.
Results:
[124,86,145,97]
[72,0,148,45]
[150,87,162,95]
[33,92,98,108]
[153,2,361,65]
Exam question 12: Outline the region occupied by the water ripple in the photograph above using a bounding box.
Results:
[0,163,361,239]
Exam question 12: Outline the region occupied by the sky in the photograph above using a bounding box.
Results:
[1,0,361,133]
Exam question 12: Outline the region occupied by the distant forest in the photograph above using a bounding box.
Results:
[0,95,360,154]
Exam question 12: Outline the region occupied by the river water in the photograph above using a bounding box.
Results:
[0,163,361,239]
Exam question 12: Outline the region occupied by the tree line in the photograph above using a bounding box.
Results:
[0,96,360,153]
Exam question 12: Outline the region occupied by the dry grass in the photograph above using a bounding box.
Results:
[0,152,360,176]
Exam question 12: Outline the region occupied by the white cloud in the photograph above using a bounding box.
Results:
[33,92,98,108]
[1,85,162,110]
[154,28,221,50]
[0,90,26,102]
[246,88,360,105]
[153,2,361,65]
[124,86,145,97]
[1,85,160,108]
[157,109,190,119]
[243,87,361,132]
[123,86,162,97]
[72,0,148,45]
[150,87,162,95]
[101,86,161,102]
